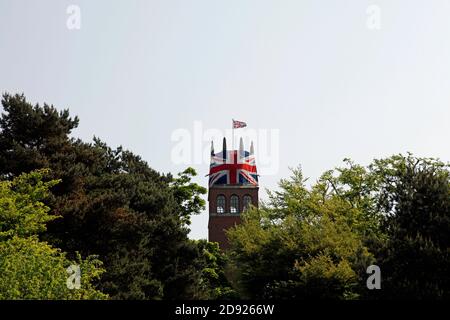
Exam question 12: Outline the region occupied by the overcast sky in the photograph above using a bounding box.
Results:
[1,0,449,239]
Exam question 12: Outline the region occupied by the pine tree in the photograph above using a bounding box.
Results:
[0,93,207,299]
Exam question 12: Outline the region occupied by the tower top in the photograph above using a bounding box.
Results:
[208,137,258,187]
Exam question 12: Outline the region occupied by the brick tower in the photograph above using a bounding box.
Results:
[208,137,259,250]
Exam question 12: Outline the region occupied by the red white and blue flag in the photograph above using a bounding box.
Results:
[209,150,258,187]
[232,119,247,129]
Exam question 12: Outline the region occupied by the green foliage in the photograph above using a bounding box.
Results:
[194,240,239,300]
[0,93,79,178]
[0,170,59,239]
[293,254,358,300]
[0,171,106,299]
[0,93,207,299]
[0,236,107,300]
[228,167,374,299]
[371,154,450,299]
[228,155,450,300]
[2,93,448,300]
[171,167,207,226]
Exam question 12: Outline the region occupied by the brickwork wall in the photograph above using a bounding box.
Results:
[208,186,258,249]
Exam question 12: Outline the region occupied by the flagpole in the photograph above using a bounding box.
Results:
[232,119,234,151]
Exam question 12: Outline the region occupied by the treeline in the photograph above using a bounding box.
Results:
[0,93,449,300]
[227,156,450,299]
[0,93,231,299]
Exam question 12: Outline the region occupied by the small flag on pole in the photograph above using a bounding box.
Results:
[232,119,247,129]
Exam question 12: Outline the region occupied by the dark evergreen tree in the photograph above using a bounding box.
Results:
[0,93,207,299]
[372,155,450,299]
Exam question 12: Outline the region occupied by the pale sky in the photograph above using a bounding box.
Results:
[1,0,449,239]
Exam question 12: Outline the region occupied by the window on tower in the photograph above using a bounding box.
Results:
[243,195,252,211]
[230,195,239,214]
[217,195,226,214]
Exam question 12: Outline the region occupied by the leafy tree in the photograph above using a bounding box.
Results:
[0,93,207,299]
[227,167,374,299]
[0,170,106,299]
[0,237,106,300]
[228,156,450,300]
[171,167,207,226]
[194,240,239,299]
[3,93,448,300]
[0,169,59,240]
[371,154,450,299]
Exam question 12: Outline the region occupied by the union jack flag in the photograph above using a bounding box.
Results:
[209,150,258,187]
[232,119,247,129]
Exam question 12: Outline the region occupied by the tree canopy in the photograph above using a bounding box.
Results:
[0,93,207,299]
[1,93,448,300]
[227,155,450,299]
[0,170,106,299]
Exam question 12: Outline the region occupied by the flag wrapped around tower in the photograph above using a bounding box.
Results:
[208,137,258,187]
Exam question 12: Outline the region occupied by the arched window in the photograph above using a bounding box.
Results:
[230,195,239,214]
[216,195,226,214]
[243,195,252,211]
